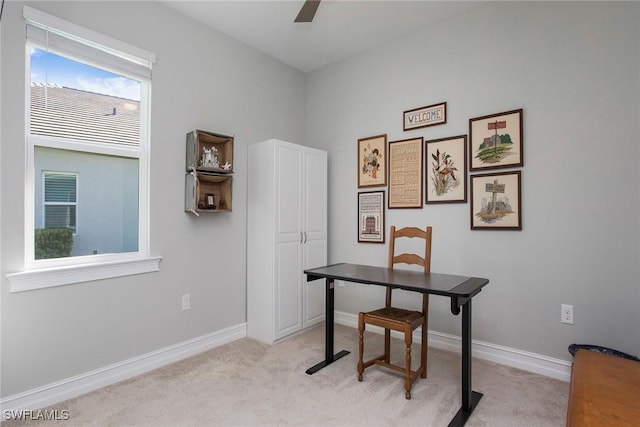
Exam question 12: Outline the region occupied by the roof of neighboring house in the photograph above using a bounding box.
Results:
[30,83,140,146]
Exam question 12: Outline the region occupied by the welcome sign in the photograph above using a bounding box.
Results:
[403,102,447,131]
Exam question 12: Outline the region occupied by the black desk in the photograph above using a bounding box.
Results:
[304,263,489,427]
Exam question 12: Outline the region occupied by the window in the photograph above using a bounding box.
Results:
[7,7,160,292]
[43,172,77,231]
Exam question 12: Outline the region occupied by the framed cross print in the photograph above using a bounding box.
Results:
[470,171,521,230]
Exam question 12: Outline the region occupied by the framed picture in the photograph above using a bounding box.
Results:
[358,134,387,188]
[470,171,521,230]
[205,193,216,209]
[388,137,423,209]
[403,102,447,131]
[425,135,467,204]
[358,191,385,243]
[469,109,523,171]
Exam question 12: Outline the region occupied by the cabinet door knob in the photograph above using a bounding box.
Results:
[303,232,307,243]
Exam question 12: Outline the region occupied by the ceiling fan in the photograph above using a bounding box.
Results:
[294,0,321,23]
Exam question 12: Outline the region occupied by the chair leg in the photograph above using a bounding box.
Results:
[404,327,412,400]
[357,313,364,381]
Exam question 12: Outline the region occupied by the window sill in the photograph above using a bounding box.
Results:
[6,256,162,293]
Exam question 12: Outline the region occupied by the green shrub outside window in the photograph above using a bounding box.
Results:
[34,228,73,260]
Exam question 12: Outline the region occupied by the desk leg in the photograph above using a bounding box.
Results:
[448,299,483,427]
[306,278,350,375]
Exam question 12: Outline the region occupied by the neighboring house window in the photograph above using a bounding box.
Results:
[7,6,160,292]
[43,172,77,231]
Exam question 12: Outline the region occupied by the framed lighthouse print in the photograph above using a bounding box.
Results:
[469,109,523,171]
[470,171,521,230]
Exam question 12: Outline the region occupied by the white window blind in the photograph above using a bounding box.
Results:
[44,172,77,230]
[24,6,155,81]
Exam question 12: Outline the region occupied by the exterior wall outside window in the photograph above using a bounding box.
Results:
[35,147,139,257]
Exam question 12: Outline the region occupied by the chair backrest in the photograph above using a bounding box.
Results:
[385,226,432,308]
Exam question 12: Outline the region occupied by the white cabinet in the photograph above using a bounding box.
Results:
[247,139,327,344]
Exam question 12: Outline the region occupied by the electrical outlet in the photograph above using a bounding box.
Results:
[561,304,573,324]
[182,294,191,311]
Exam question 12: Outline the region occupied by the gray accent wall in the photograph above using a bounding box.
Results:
[305,1,640,361]
[1,0,639,400]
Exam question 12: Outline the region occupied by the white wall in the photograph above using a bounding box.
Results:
[305,1,640,361]
[0,1,305,397]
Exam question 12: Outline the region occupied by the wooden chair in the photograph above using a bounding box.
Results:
[357,225,432,399]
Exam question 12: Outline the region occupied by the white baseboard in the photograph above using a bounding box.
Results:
[2,313,572,415]
[0,323,247,415]
[334,311,571,382]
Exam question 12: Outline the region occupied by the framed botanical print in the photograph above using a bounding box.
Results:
[425,135,467,204]
[469,109,523,171]
[358,134,387,188]
[470,171,521,230]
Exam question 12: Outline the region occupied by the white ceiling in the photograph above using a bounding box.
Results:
[160,1,488,73]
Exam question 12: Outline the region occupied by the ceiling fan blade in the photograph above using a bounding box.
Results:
[294,0,321,23]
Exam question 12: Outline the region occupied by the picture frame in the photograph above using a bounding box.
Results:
[388,137,423,209]
[425,135,467,204]
[470,171,521,230]
[358,134,387,188]
[403,102,447,131]
[205,193,216,209]
[469,108,523,171]
[358,191,385,243]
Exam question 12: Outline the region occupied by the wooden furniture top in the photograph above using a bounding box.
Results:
[567,349,640,426]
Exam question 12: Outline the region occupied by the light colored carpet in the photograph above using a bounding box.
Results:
[3,324,568,426]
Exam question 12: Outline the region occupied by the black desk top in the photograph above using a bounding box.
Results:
[304,263,489,298]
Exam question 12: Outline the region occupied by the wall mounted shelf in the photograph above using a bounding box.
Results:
[185,129,234,215]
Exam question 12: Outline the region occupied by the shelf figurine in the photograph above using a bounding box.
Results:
[200,146,220,168]
[222,161,232,170]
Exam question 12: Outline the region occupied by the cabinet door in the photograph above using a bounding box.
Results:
[302,149,327,327]
[276,240,302,338]
[274,144,303,339]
